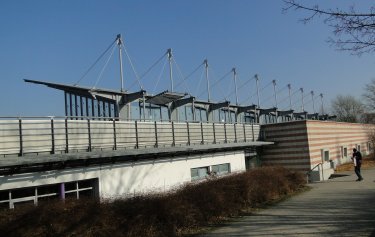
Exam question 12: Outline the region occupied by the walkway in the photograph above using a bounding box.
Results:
[200,168,375,237]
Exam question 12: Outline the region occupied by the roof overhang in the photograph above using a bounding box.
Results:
[145,90,187,105]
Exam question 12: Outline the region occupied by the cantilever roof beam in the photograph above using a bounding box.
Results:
[145,90,187,105]
[208,101,230,112]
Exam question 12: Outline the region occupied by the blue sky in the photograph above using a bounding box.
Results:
[0,0,374,116]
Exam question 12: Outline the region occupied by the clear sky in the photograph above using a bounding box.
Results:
[0,0,374,116]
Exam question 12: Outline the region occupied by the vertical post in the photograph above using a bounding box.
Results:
[172,121,176,146]
[243,123,246,142]
[143,94,146,121]
[60,183,65,201]
[135,120,139,149]
[154,121,158,148]
[224,123,227,143]
[232,68,239,105]
[167,48,173,92]
[87,119,92,152]
[91,98,95,119]
[69,93,73,119]
[65,118,69,153]
[204,59,211,102]
[311,91,315,114]
[113,119,117,150]
[80,96,84,119]
[74,94,78,120]
[213,123,216,144]
[117,34,125,92]
[288,84,292,110]
[234,123,237,143]
[102,101,106,119]
[255,74,260,108]
[200,122,204,144]
[64,92,68,117]
[300,88,304,112]
[187,122,190,146]
[252,123,255,141]
[320,93,324,115]
[86,97,89,117]
[18,118,23,156]
[50,118,55,154]
[272,80,277,108]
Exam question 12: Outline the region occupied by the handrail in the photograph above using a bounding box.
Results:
[306,162,323,183]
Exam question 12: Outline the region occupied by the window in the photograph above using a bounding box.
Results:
[0,178,98,209]
[321,149,330,162]
[191,163,231,181]
[191,167,209,181]
[341,146,348,159]
[211,163,230,175]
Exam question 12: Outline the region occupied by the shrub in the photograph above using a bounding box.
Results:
[0,166,305,237]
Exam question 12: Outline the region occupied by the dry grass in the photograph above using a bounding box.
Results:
[335,155,375,172]
[0,167,306,237]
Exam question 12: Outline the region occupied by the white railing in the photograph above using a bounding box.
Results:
[0,117,261,157]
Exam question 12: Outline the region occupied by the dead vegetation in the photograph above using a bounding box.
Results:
[0,166,306,237]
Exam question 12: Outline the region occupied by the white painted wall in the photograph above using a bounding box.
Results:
[0,151,246,199]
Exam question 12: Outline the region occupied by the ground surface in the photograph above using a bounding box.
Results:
[199,166,375,237]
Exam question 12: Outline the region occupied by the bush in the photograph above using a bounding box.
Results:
[0,166,305,237]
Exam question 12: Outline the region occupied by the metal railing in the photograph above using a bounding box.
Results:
[0,116,261,157]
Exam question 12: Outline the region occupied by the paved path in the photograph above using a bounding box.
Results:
[200,168,375,237]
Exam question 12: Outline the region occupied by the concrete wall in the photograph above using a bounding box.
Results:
[0,150,246,198]
[261,120,373,176]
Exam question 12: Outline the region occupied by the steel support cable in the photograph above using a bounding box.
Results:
[225,75,256,100]
[174,61,205,91]
[128,52,167,90]
[261,84,289,107]
[122,46,143,90]
[198,69,232,99]
[75,39,117,86]
[92,44,117,89]
[194,69,205,97]
[172,57,189,93]
[239,80,273,105]
[152,58,168,94]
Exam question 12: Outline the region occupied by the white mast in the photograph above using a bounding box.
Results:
[300,88,304,112]
[204,59,211,102]
[167,48,173,92]
[255,74,260,107]
[272,80,277,108]
[232,68,238,105]
[117,34,125,92]
[311,91,315,113]
[288,84,292,110]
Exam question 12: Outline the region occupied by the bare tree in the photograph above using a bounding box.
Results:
[363,78,375,110]
[283,0,375,55]
[331,95,364,123]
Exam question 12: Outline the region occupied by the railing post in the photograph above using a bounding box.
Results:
[172,121,176,146]
[65,118,69,153]
[187,122,190,146]
[113,119,117,150]
[50,118,55,154]
[200,122,204,144]
[135,120,139,149]
[87,119,92,152]
[234,123,237,143]
[224,123,227,143]
[18,118,23,156]
[252,122,255,141]
[213,123,216,144]
[243,123,246,142]
[154,121,158,148]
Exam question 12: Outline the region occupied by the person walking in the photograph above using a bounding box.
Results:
[352,148,363,181]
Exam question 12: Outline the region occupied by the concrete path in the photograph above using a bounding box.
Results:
[200,168,375,237]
